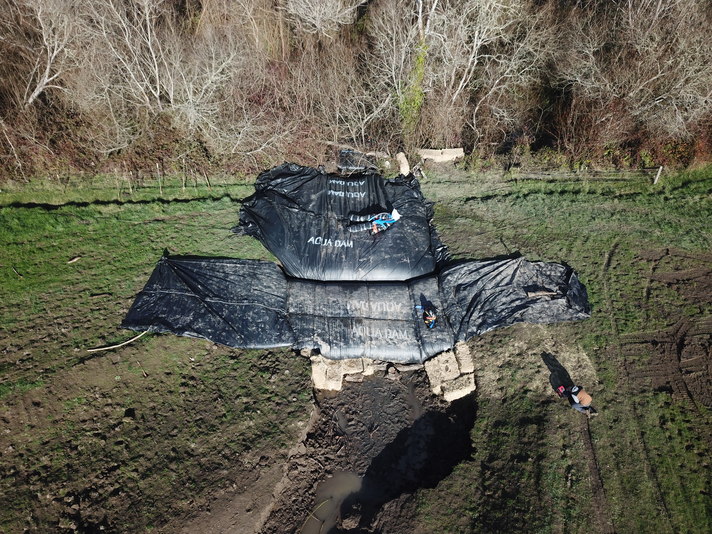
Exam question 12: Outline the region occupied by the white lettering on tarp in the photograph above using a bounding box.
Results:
[327,190,367,198]
[307,236,354,248]
[351,325,411,340]
[347,300,404,314]
[328,179,366,187]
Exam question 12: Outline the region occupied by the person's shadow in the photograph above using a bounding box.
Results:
[541,352,575,392]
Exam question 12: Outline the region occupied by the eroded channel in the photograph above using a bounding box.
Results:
[259,368,476,533]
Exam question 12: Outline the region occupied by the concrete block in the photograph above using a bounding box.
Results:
[454,342,475,375]
[341,358,364,375]
[310,355,343,391]
[424,350,460,395]
[442,373,476,402]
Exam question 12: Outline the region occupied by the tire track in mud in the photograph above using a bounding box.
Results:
[640,249,663,325]
[623,319,711,413]
[622,248,712,431]
[600,242,675,533]
[580,416,615,534]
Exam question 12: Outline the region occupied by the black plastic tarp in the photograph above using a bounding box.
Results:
[439,257,590,342]
[122,256,294,349]
[237,163,449,282]
[122,254,590,364]
[287,275,453,362]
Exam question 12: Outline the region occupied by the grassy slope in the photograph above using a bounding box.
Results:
[0,182,312,532]
[415,167,712,533]
[1,167,711,532]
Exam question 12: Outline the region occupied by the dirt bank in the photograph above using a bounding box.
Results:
[260,369,476,533]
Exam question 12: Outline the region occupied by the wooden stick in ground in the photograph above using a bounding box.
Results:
[86,331,149,353]
[136,360,148,377]
[654,166,663,184]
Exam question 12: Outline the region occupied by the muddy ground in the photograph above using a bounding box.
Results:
[1,168,711,533]
[156,322,604,533]
[262,370,474,533]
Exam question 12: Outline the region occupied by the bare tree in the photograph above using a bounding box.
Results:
[364,0,420,113]
[425,0,522,146]
[365,0,551,148]
[555,0,712,142]
[363,0,436,147]
[463,1,554,148]
[67,0,283,157]
[21,0,76,107]
[292,42,394,148]
[284,0,367,37]
[82,0,177,114]
[0,0,77,110]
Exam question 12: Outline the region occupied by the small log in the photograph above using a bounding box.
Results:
[416,147,465,163]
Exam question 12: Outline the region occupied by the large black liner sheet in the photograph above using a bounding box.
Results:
[288,275,453,362]
[440,257,591,342]
[123,255,590,364]
[237,163,449,282]
[122,256,294,349]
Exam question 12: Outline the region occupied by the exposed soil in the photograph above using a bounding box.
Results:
[260,369,476,533]
[623,249,712,411]
[160,322,602,534]
[3,177,711,533]
[0,340,313,533]
[624,317,712,409]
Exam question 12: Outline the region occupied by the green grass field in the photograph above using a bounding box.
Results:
[1,166,710,532]
[415,166,712,533]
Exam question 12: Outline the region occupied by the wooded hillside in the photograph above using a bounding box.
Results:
[1,0,710,179]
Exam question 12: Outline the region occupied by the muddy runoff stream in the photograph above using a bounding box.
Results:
[259,367,476,533]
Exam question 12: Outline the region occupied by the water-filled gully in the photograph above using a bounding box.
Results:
[272,371,477,533]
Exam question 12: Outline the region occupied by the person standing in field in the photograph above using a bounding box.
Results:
[542,352,598,417]
[556,384,598,417]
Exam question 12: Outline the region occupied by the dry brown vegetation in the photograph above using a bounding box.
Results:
[0,0,710,180]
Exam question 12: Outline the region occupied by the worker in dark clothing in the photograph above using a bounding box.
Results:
[542,352,598,417]
[556,384,597,416]
[415,299,438,329]
[422,308,437,328]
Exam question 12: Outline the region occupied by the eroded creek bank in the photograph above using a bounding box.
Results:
[166,327,599,534]
[260,366,476,533]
